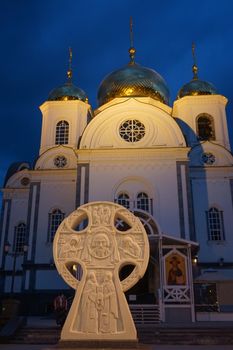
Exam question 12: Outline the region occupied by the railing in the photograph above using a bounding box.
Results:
[163,286,191,303]
[129,304,160,324]
[157,289,164,322]
[195,303,220,312]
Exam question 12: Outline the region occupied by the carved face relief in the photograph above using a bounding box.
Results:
[89,233,111,259]
[53,201,149,341]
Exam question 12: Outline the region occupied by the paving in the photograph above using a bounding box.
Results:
[1,345,233,350]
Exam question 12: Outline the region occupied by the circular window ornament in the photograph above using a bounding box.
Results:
[119,119,145,143]
[202,152,216,165]
[21,177,30,186]
[54,155,67,168]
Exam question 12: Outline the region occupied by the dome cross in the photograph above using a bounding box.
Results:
[67,47,73,83]
[129,17,136,64]
[192,42,198,80]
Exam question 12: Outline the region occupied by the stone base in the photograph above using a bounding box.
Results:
[57,339,139,348]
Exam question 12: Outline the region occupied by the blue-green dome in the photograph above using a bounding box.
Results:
[97,62,170,106]
[48,82,88,102]
[4,162,30,186]
[178,79,217,99]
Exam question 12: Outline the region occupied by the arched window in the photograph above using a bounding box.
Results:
[47,209,65,242]
[196,114,215,141]
[55,120,69,145]
[206,207,225,241]
[14,223,26,253]
[137,192,149,212]
[116,193,130,209]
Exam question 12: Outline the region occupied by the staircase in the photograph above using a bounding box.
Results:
[130,304,160,325]
[10,323,233,345]
[2,305,233,346]
[10,306,160,344]
[10,326,60,344]
[137,325,233,345]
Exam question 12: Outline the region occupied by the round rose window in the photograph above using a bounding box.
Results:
[54,155,67,168]
[119,119,145,143]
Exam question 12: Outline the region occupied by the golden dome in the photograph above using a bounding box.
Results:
[98,20,169,107]
[48,82,88,102]
[48,48,88,103]
[178,43,218,99]
[178,79,217,99]
[97,62,169,106]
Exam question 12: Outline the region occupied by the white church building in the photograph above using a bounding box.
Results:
[1,44,233,323]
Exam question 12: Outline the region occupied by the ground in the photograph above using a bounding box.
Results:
[1,345,233,350]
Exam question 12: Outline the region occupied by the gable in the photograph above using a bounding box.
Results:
[80,99,186,149]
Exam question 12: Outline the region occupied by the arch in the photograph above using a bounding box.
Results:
[113,176,154,199]
[133,210,160,236]
[113,176,155,215]
[47,208,65,242]
[55,120,69,145]
[80,98,186,149]
[196,113,215,141]
[206,207,225,241]
[34,145,77,170]
[14,222,26,253]
[188,142,233,167]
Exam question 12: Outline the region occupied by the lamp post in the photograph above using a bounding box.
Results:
[4,241,28,295]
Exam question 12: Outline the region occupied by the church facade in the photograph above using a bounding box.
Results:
[1,46,233,323]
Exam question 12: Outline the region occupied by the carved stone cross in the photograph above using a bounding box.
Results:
[53,201,149,342]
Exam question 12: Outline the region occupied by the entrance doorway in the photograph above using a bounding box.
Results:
[119,259,158,304]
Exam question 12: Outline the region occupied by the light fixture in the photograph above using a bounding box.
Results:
[72,264,77,271]
[192,255,198,264]
[4,241,11,254]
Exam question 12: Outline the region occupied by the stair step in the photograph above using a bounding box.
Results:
[4,323,233,345]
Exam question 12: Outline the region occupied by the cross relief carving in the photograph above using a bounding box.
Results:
[53,201,149,341]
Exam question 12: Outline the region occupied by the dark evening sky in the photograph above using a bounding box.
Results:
[1,0,233,187]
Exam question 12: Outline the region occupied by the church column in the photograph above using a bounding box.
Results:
[76,164,90,207]
[176,161,195,240]
[0,199,12,292]
[187,245,195,322]
[158,236,165,322]
[23,182,41,291]
[230,179,233,211]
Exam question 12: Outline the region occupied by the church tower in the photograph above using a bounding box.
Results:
[39,49,91,157]
[173,44,230,150]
